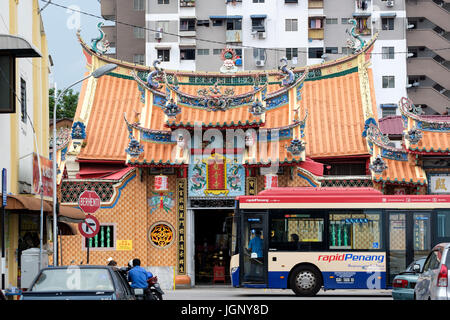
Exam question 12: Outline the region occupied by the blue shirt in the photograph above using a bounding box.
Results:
[128,266,153,288]
[248,236,263,258]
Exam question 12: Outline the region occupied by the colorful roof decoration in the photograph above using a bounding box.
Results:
[70,30,382,170]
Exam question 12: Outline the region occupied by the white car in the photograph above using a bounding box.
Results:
[414,243,450,300]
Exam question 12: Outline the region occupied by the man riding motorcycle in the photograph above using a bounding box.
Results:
[127,258,155,300]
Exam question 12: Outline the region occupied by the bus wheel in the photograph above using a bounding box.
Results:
[290,265,321,297]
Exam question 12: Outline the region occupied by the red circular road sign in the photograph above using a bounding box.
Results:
[78,190,101,214]
[78,214,100,238]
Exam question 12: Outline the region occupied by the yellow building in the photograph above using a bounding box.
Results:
[0,0,82,292]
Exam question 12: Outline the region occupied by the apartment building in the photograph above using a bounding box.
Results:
[405,0,449,115]
[101,0,146,64]
[143,0,417,118]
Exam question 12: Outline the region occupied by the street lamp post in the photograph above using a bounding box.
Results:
[52,63,117,266]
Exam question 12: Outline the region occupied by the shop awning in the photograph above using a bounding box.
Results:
[250,15,267,19]
[0,194,86,222]
[210,15,242,20]
[58,221,79,235]
[380,12,397,17]
[1,194,52,211]
[58,205,86,223]
[352,12,371,17]
[0,34,41,57]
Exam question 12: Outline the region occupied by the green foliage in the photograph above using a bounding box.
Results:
[49,88,79,119]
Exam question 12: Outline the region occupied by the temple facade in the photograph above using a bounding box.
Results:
[54,29,449,287]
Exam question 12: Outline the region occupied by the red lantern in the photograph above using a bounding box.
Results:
[154,175,168,191]
[264,174,278,189]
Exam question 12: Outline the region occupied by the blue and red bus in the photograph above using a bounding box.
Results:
[230,187,450,296]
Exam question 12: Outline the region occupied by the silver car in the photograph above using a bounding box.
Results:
[414,243,450,300]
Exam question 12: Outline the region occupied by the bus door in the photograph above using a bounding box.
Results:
[240,212,268,286]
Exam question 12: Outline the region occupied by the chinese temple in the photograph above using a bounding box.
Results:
[54,28,449,287]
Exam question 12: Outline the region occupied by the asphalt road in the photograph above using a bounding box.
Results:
[164,285,393,300]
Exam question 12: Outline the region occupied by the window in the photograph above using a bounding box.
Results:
[157,49,170,62]
[212,19,223,27]
[180,19,196,31]
[213,49,222,55]
[197,49,209,55]
[158,0,169,4]
[270,213,324,250]
[437,210,450,238]
[227,19,242,31]
[133,54,145,65]
[285,0,298,3]
[341,18,351,24]
[382,47,395,59]
[20,78,27,123]
[197,20,210,27]
[342,47,352,55]
[325,18,338,24]
[309,18,323,29]
[381,106,397,118]
[423,250,442,272]
[382,17,394,30]
[133,0,145,11]
[252,18,265,32]
[286,48,298,60]
[285,19,298,32]
[85,225,115,248]
[253,0,264,2]
[382,76,395,88]
[0,56,15,113]
[253,48,265,61]
[133,26,145,39]
[156,21,169,33]
[329,211,382,250]
[308,47,323,59]
[325,47,338,54]
[180,48,195,60]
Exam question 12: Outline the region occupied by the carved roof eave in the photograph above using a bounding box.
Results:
[266,67,308,100]
[366,123,408,155]
[131,69,166,98]
[123,112,173,138]
[399,97,450,126]
[78,30,378,78]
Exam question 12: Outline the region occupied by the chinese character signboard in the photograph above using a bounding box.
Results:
[176,178,187,275]
[429,174,449,194]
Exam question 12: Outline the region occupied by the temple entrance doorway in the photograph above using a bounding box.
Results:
[194,209,234,285]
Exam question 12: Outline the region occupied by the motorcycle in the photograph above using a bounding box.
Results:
[148,276,164,300]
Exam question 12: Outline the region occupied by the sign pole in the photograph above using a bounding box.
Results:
[2,169,7,291]
[86,240,90,265]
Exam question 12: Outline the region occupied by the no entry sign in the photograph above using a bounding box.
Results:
[78,190,101,214]
[78,214,100,238]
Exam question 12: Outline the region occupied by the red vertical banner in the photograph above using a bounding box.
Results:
[207,160,226,190]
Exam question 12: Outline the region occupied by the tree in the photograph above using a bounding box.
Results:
[49,88,79,119]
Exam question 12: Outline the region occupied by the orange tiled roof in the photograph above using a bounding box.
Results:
[373,157,427,185]
[408,130,450,154]
[78,74,142,161]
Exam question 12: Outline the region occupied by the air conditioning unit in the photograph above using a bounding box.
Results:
[386,0,394,7]
[155,28,163,40]
[258,32,266,39]
[255,60,265,67]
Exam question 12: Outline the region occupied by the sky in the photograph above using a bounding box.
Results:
[40,0,107,92]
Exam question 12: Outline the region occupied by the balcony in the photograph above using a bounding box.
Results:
[407,57,450,89]
[226,30,242,43]
[407,86,449,114]
[308,0,323,9]
[406,0,450,32]
[180,0,195,7]
[407,29,450,60]
[308,29,324,40]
